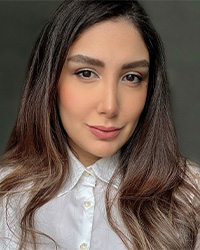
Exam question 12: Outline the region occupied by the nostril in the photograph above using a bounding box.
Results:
[97,101,119,118]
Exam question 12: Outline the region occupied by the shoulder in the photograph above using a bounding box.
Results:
[186,160,200,188]
[0,164,14,181]
[187,163,200,250]
[182,160,200,209]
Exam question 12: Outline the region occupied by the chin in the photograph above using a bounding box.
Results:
[90,147,120,158]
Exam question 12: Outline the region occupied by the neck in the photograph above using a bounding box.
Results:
[67,140,101,167]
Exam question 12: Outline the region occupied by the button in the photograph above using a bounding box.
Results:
[83,201,91,207]
[83,171,90,177]
[80,243,87,250]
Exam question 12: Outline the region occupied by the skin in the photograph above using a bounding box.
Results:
[57,18,149,167]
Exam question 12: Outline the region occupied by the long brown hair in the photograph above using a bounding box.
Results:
[0,1,199,249]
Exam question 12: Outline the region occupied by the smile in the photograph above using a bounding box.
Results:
[87,125,122,139]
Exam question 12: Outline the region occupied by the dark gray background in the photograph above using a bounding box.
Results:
[0,1,199,164]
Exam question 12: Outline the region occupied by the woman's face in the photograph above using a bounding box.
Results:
[57,19,149,166]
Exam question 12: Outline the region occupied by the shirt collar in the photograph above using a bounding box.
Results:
[57,146,120,197]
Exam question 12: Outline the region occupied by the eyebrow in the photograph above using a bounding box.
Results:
[67,54,149,70]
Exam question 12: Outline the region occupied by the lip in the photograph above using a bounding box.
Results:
[87,125,122,139]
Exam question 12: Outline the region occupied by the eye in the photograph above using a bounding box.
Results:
[122,73,142,84]
[74,69,98,79]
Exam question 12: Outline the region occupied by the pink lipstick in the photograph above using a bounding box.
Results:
[87,125,121,139]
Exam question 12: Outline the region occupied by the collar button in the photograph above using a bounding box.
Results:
[83,171,91,177]
[80,243,88,249]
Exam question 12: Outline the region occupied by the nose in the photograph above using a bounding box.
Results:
[96,80,119,118]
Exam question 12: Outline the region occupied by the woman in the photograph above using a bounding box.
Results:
[0,0,199,249]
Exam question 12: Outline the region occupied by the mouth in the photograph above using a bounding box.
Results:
[87,125,122,139]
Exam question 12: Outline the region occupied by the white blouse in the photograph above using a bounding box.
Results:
[0,150,200,250]
[0,148,127,250]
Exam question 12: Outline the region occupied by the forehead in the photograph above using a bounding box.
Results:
[67,18,149,64]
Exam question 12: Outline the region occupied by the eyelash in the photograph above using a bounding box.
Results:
[122,73,142,83]
[74,69,143,83]
[74,69,98,79]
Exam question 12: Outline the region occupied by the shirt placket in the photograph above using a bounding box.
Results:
[76,170,96,250]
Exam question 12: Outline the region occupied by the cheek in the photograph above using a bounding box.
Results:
[136,92,147,114]
[58,84,83,115]
[124,88,147,122]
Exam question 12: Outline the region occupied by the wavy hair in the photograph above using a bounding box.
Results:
[0,0,199,249]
